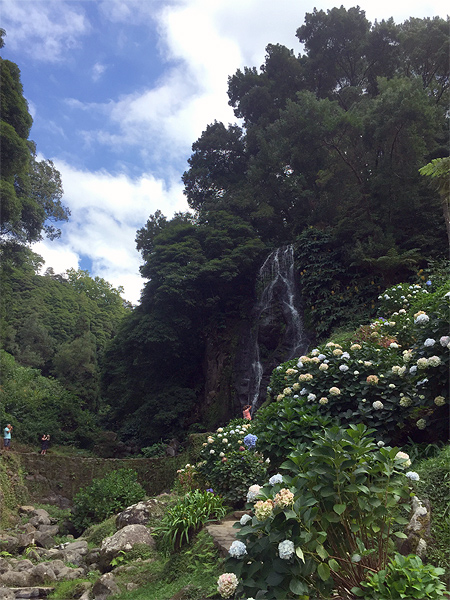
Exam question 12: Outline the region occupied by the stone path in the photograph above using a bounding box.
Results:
[205,511,249,557]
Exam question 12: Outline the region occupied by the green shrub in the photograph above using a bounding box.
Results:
[252,400,334,468]
[83,515,118,546]
[196,419,267,506]
[140,442,167,458]
[155,490,228,552]
[71,469,145,533]
[352,553,447,599]
[225,424,415,599]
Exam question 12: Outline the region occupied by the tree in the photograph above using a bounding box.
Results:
[0,50,70,244]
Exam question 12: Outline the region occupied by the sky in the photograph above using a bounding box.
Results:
[1,0,448,304]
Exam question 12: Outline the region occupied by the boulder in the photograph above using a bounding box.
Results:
[99,524,155,572]
[0,570,34,587]
[92,573,119,600]
[115,497,167,529]
[32,531,55,549]
[0,559,10,574]
[30,563,57,584]
[0,536,18,555]
[28,510,51,528]
[37,525,59,537]
[0,588,14,600]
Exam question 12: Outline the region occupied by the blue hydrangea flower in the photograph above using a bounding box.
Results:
[243,434,257,449]
[406,471,420,481]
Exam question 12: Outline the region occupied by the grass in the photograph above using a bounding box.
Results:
[112,530,224,600]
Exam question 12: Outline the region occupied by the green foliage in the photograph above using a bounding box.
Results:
[295,227,381,338]
[0,452,28,526]
[352,553,447,599]
[71,469,145,533]
[83,515,118,547]
[252,399,333,469]
[196,419,268,506]
[140,442,167,458]
[227,424,415,599]
[155,490,228,552]
[0,350,98,447]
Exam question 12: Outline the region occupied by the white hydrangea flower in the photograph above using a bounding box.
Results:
[424,338,435,347]
[278,540,295,560]
[228,540,247,559]
[339,364,349,372]
[406,471,420,481]
[440,335,450,346]
[307,393,316,402]
[373,401,384,410]
[239,513,252,526]
[269,473,283,485]
[246,484,262,503]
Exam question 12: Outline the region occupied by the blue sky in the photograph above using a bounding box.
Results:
[1,0,448,303]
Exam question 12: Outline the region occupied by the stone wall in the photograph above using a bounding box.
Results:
[18,453,188,505]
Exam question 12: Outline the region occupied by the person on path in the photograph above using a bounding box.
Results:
[243,405,252,420]
[40,434,50,455]
[3,424,12,451]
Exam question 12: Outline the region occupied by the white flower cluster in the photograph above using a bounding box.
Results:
[229,540,247,559]
[395,451,411,467]
[239,513,252,526]
[269,473,283,485]
[278,539,295,560]
[217,573,239,598]
[406,471,420,481]
[246,484,262,503]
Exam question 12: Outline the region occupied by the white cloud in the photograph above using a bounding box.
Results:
[1,0,90,62]
[33,161,188,304]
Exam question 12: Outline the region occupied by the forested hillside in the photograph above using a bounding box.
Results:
[1,10,448,451]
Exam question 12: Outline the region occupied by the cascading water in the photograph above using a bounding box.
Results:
[238,245,309,412]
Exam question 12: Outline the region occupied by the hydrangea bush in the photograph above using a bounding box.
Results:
[222,425,418,599]
[262,281,449,445]
[196,419,268,506]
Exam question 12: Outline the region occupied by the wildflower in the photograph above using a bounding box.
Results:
[424,338,435,347]
[229,540,247,559]
[319,397,328,405]
[307,393,316,402]
[207,437,214,444]
[428,356,441,367]
[339,364,349,372]
[276,394,285,401]
[310,356,320,364]
[440,335,450,346]
[274,488,294,508]
[366,375,379,385]
[417,358,428,369]
[278,539,295,560]
[206,488,214,493]
[283,387,292,396]
[292,383,300,391]
[434,396,446,406]
[329,387,341,396]
[222,438,228,444]
[395,451,411,467]
[319,363,329,371]
[297,360,303,368]
[406,471,420,481]
[210,449,215,454]
[389,384,396,389]
[353,370,360,375]
[269,473,283,485]
[389,342,399,348]
[400,396,412,407]
[219,452,225,457]
[300,355,311,363]
[342,351,350,359]
[333,348,343,356]
[426,280,432,286]
[416,419,426,430]
[350,344,361,351]
[311,348,319,356]
[217,428,224,433]
[239,513,252,526]
[247,484,262,502]
[254,499,274,521]
[351,554,362,563]
[377,441,385,447]
[222,457,227,463]
[318,353,326,360]
[217,573,239,598]
[403,350,412,362]
[373,401,384,410]
[300,388,308,395]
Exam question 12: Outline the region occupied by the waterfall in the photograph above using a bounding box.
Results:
[245,245,308,411]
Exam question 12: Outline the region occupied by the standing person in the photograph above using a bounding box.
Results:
[3,424,12,451]
[243,405,252,420]
[40,434,50,455]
